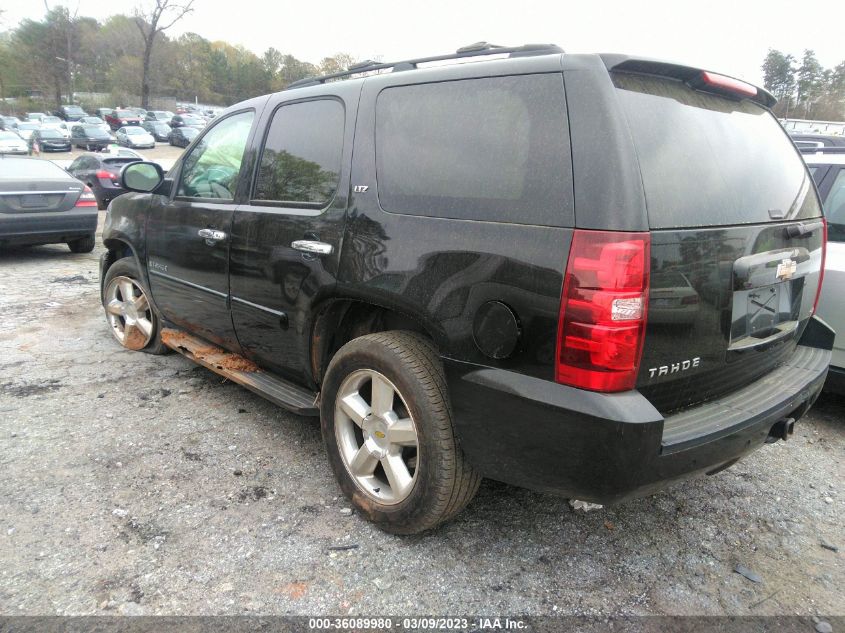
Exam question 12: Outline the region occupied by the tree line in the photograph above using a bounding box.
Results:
[0,3,358,111]
[762,49,845,120]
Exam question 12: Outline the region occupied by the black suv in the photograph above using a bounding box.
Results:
[99,44,833,534]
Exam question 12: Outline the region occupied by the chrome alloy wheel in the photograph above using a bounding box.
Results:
[104,275,154,350]
[335,369,419,505]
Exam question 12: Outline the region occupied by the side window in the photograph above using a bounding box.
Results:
[375,74,572,225]
[177,111,254,200]
[825,168,845,243]
[253,99,344,206]
[68,157,83,170]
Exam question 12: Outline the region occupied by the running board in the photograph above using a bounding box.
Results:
[160,328,319,416]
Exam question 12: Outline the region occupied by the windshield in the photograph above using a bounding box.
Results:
[182,128,199,138]
[18,123,38,130]
[115,110,136,118]
[124,127,144,135]
[65,106,84,113]
[82,117,104,125]
[83,126,109,137]
[0,131,20,140]
[42,117,61,124]
[39,130,64,139]
[613,73,822,228]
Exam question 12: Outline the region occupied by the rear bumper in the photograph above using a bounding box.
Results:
[0,209,98,246]
[445,342,830,504]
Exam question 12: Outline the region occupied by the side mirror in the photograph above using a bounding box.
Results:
[121,161,165,193]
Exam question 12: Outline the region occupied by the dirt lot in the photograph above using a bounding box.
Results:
[0,218,842,617]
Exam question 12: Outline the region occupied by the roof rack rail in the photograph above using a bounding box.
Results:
[285,42,564,90]
[799,146,845,154]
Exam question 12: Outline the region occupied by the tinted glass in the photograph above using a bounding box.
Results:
[824,168,845,243]
[178,110,253,200]
[613,73,822,228]
[254,99,344,205]
[375,74,572,225]
[39,129,63,139]
[0,159,70,179]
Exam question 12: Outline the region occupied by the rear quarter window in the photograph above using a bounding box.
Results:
[375,74,573,226]
[613,73,821,228]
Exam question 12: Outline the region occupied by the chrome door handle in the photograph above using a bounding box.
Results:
[291,240,333,256]
[198,228,226,242]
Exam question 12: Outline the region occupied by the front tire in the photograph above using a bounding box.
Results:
[102,257,168,354]
[321,331,480,534]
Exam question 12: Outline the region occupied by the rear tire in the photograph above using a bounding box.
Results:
[68,234,95,253]
[321,331,480,534]
[102,257,169,354]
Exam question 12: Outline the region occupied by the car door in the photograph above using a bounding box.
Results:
[229,87,359,384]
[145,109,257,350]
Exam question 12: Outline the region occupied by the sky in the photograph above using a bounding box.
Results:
[4,0,844,85]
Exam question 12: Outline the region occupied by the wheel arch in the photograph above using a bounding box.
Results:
[100,237,145,302]
[309,297,444,387]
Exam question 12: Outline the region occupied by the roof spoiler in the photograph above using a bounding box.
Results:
[600,55,776,109]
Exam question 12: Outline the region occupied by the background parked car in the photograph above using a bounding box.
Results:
[29,128,71,152]
[115,126,155,149]
[0,130,28,155]
[790,133,845,149]
[13,121,39,141]
[803,148,845,393]
[54,104,87,121]
[0,115,21,130]
[105,109,143,131]
[169,114,205,129]
[39,115,71,139]
[25,112,46,122]
[73,116,114,138]
[66,153,142,209]
[96,107,114,119]
[145,110,174,122]
[168,125,198,147]
[142,120,172,142]
[0,157,97,252]
[70,124,112,151]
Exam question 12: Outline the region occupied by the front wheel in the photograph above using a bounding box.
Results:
[321,331,480,534]
[102,257,169,354]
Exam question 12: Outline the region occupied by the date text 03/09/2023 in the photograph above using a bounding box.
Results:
[308,617,528,630]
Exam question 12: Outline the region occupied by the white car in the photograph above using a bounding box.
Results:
[99,145,147,160]
[115,126,155,149]
[0,130,28,154]
[13,121,39,141]
[804,150,845,393]
[40,115,71,139]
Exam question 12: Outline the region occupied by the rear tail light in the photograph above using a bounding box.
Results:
[75,185,98,207]
[812,218,828,315]
[95,170,117,181]
[556,230,651,392]
[681,294,700,305]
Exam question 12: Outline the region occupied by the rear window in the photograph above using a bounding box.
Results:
[103,157,139,166]
[612,73,821,228]
[0,159,70,179]
[375,74,573,226]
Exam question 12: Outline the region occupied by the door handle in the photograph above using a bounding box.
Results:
[291,240,333,256]
[198,228,226,242]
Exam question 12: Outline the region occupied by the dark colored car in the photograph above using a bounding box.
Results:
[105,109,143,131]
[0,157,97,252]
[100,44,832,534]
[70,124,112,150]
[66,153,141,209]
[169,114,205,129]
[142,120,172,142]
[29,128,71,152]
[145,110,174,122]
[55,105,87,121]
[167,126,198,147]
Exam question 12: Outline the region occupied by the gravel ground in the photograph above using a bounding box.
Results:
[0,219,842,617]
